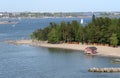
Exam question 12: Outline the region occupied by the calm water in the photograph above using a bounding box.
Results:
[0,18,120,78]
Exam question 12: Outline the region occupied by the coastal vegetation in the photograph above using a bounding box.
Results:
[30,15,120,46]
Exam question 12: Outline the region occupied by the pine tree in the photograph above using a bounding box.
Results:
[92,14,95,23]
[110,33,118,47]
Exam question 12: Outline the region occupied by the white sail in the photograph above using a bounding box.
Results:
[80,18,83,24]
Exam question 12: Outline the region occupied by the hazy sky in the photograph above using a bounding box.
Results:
[0,0,119,12]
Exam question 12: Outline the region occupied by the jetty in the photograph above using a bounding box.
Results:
[0,21,18,24]
[88,67,120,72]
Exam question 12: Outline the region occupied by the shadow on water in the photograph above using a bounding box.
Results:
[47,48,77,53]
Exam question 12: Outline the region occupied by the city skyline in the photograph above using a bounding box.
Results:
[0,0,120,12]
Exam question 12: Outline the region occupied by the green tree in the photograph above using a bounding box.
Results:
[110,33,118,47]
[48,28,59,43]
[92,14,95,22]
[60,21,67,42]
[117,18,120,45]
[71,20,80,41]
[30,17,120,45]
[75,23,83,42]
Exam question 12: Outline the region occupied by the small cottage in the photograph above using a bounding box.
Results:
[84,47,97,54]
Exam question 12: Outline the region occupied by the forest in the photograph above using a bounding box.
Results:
[30,15,120,47]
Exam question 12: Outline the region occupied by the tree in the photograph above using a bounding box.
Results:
[92,14,95,23]
[60,21,66,41]
[71,20,80,41]
[117,18,120,45]
[30,32,36,39]
[30,17,120,45]
[48,28,59,43]
[76,23,83,42]
[110,33,118,47]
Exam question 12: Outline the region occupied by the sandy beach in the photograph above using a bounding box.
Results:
[6,40,120,58]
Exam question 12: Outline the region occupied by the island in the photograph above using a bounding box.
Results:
[5,15,120,58]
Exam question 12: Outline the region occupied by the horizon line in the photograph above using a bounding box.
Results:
[0,11,120,13]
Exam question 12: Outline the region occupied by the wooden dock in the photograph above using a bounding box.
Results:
[88,68,120,72]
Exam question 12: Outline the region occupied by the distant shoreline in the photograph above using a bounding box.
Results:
[0,16,91,19]
[5,39,120,58]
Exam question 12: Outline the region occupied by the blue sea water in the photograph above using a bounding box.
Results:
[0,18,120,78]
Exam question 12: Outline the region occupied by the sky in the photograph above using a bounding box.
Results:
[0,0,120,12]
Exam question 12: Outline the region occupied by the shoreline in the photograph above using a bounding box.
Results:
[5,39,120,58]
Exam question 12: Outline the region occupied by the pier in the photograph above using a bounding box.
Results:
[88,68,120,72]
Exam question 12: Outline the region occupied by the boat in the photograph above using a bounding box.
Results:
[80,18,83,24]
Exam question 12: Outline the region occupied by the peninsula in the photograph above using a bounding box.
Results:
[6,39,120,57]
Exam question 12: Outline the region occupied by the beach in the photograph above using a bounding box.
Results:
[6,39,120,58]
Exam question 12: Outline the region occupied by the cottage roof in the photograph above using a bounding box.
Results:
[88,47,97,51]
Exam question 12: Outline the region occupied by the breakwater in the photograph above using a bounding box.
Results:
[88,68,120,72]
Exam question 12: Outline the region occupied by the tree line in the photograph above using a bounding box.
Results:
[30,15,120,47]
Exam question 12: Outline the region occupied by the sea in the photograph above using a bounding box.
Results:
[0,18,120,78]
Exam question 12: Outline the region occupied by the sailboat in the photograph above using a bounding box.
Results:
[80,18,83,24]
